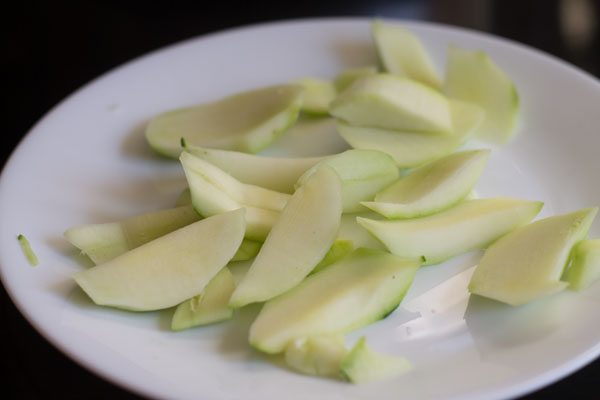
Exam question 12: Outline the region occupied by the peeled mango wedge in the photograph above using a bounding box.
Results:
[249,248,419,354]
[336,99,484,168]
[363,149,490,219]
[565,239,600,291]
[444,46,519,143]
[330,74,452,134]
[183,144,324,194]
[171,267,235,331]
[180,151,284,241]
[74,209,246,311]
[358,198,543,265]
[372,20,440,88]
[65,205,200,264]
[469,208,598,306]
[295,78,337,115]
[296,149,399,213]
[229,166,342,308]
[146,84,303,157]
[284,335,348,378]
[334,67,378,93]
[340,336,412,384]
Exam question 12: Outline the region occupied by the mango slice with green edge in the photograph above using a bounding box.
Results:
[171,267,235,330]
[340,336,412,384]
[284,335,348,378]
[183,144,324,194]
[330,74,452,134]
[180,151,290,211]
[311,239,354,275]
[336,99,484,168]
[295,78,337,115]
[249,248,419,354]
[296,149,399,213]
[180,151,284,241]
[362,149,490,219]
[470,208,598,305]
[372,20,440,88]
[358,198,543,265]
[444,46,519,143]
[74,209,245,311]
[565,239,600,291]
[65,205,200,264]
[146,84,303,158]
[229,166,342,308]
[333,67,378,93]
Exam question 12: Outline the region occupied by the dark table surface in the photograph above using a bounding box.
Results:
[3,1,600,399]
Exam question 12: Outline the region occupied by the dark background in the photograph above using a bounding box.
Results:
[2,0,599,399]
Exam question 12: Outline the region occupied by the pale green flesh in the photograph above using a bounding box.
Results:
[329,74,452,134]
[311,239,354,275]
[231,239,262,262]
[565,239,600,291]
[358,198,543,265]
[372,20,440,88]
[229,166,342,308]
[295,78,337,115]
[470,208,598,305]
[180,151,283,241]
[363,149,490,219]
[334,67,378,93]
[17,234,38,266]
[296,149,399,213]
[146,85,303,157]
[183,144,324,193]
[284,335,348,378]
[444,46,519,143]
[340,336,412,384]
[338,212,386,251]
[336,100,484,168]
[249,248,419,354]
[171,267,235,331]
[74,210,245,311]
[180,152,290,211]
[64,205,200,264]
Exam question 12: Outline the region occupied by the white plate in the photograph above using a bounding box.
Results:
[1,18,600,400]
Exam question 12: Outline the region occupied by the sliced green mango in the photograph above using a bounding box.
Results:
[183,144,324,193]
[180,151,290,211]
[295,78,337,115]
[229,166,342,308]
[65,205,200,264]
[330,74,452,134]
[231,239,262,262]
[180,151,283,241]
[296,149,399,213]
[358,198,543,265]
[249,248,419,353]
[333,67,378,93]
[340,336,412,384]
[146,84,303,158]
[565,239,600,291]
[470,208,598,305]
[372,20,440,88]
[171,267,235,330]
[363,149,490,219]
[17,234,38,266]
[338,212,385,250]
[444,46,519,143]
[311,239,354,274]
[284,335,348,378]
[336,100,484,168]
[74,209,246,311]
